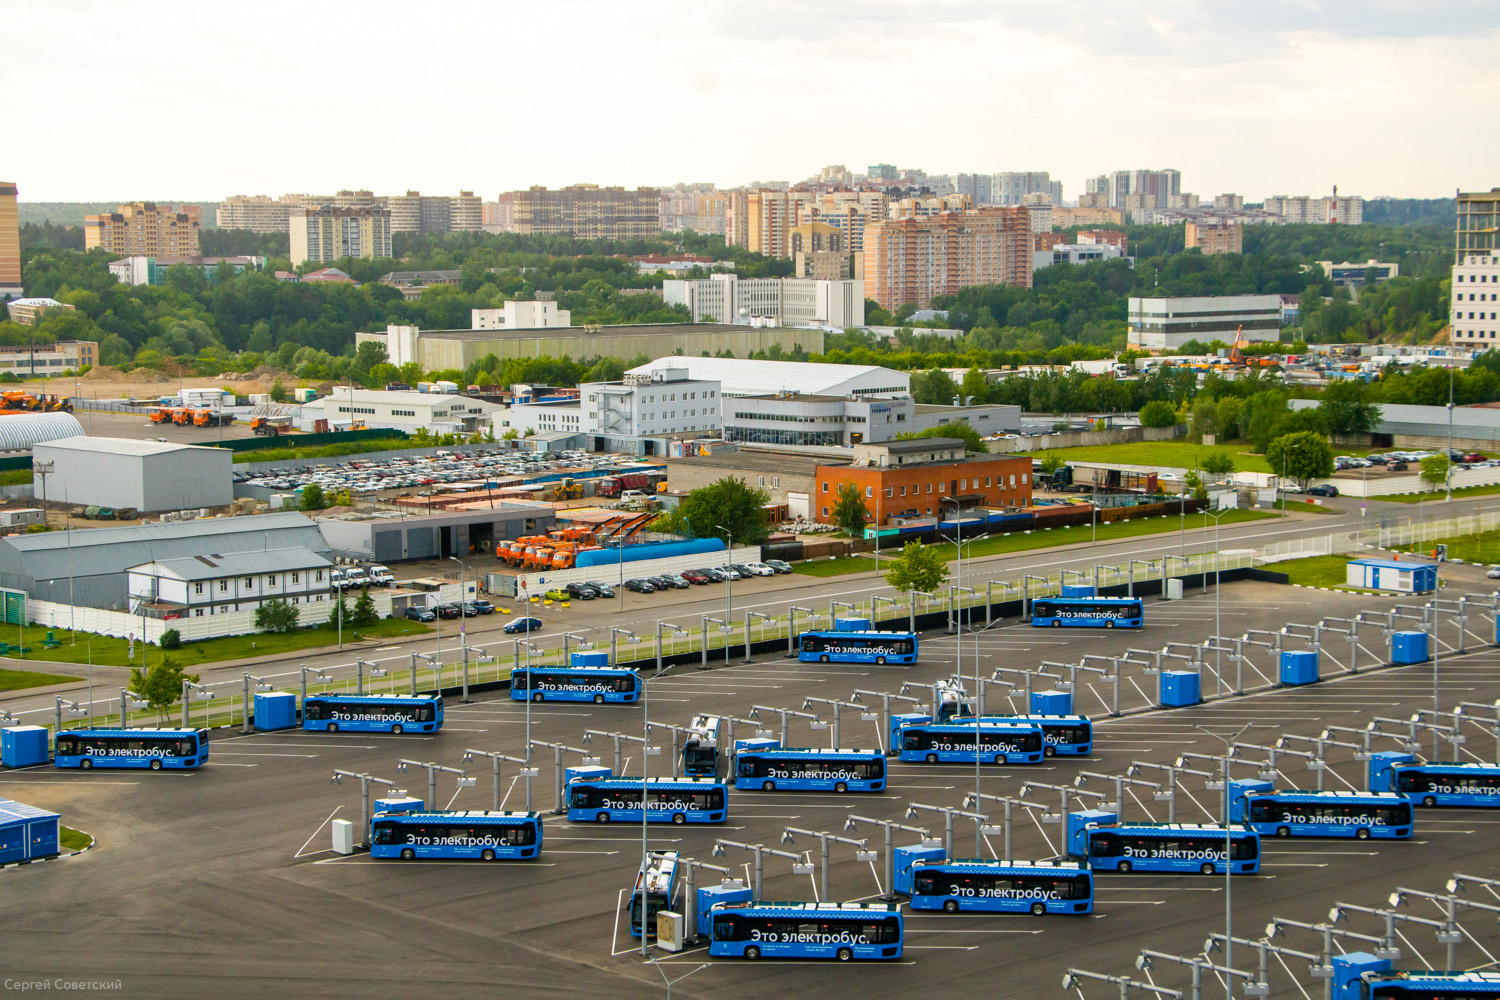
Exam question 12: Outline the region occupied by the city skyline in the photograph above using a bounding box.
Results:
[4,0,1496,202]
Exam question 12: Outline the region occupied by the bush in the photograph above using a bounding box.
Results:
[1139,400,1177,428]
[160,629,182,650]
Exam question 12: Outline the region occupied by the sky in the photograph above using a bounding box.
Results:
[4,0,1497,203]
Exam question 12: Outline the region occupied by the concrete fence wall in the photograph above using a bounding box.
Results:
[984,424,1182,454]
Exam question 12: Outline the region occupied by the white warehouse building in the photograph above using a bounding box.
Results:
[127,546,335,618]
[625,357,909,398]
[1126,294,1284,353]
[300,389,504,434]
[32,437,233,513]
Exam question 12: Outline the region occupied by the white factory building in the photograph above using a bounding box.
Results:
[625,357,909,398]
[498,367,722,454]
[1034,243,1127,271]
[724,394,1020,447]
[32,437,233,513]
[1126,294,1284,353]
[471,301,571,330]
[299,389,504,434]
[662,275,864,328]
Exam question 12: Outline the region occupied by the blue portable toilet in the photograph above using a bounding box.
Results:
[1279,650,1319,686]
[1331,952,1392,1000]
[1160,670,1201,707]
[253,692,297,731]
[834,617,872,632]
[1227,779,1275,822]
[571,651,610,667]
[373,796,423,815]
[1067,809,1119,859]
[2,726,50,768]
[0,798,60,863]
[889,713,931,751]
[1391,632,1429,664]
[1368,752,1415,793]
[697,883,754,939]
[893,844,945,895]
[1061,584,1095,598]
[564,765,613,787]
[1031,690,1072,715]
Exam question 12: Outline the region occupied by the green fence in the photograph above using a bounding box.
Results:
[211,428,409,454]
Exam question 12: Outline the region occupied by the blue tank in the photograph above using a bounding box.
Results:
[575,538,727,568]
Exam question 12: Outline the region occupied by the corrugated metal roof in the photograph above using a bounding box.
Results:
[138,546,332,581]
[0,413,84,452]
[626,357,908,396]
[35,436,227,457]
[6,512,317,554]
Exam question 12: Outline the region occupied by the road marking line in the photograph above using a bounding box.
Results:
[294,807,341,859]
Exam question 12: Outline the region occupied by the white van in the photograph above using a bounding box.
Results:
[618,490,649,503]
[366,565,395,587]
[341,567,368,587]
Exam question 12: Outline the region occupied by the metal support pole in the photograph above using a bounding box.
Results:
[844,816,930,901]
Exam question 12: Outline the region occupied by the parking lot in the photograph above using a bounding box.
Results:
[4,580,1500,999]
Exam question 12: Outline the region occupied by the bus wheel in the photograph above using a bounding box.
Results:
[835,782,848,794]
[149,759,162,771]
[763,781,775,791]
[401,848,415,860]
[597,813,610,823]
[1356,827,1371,840]
[1117,860,1131,873]
[1200,863,1215,875]
[391,725,403,735]
[820,655,830,663]
[1031,902,1047,916]
[672,813,686,825]
[1276,827,1290,838]
[837,947,853,962]
[1044,746,1056,758]
[1105,621,1114,629]
[926,753,938,764]
[942,900,960,913]
[1423,796,1437,807]
[532,693,544,702]
[1051,620,1062,628]
[744,946,761,960]
[80,759,92,770]
[593,695,605,704]
[481,849,496,861]
[327,723,339,733]
[875,656,886,665]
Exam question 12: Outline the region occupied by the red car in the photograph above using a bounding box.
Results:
[679,569,711,585]
[1464,453,1487,463]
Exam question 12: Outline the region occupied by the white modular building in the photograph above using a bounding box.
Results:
[625,357,909,398]
[662,275,864,328]
[1126,294,1284,352]
[32,437,233,513]
[299,389,504,434]
[126,546,335,617]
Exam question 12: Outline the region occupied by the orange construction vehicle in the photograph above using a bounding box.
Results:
[149,408,172,424]
[192,409,212,426]
[171,408,193,425]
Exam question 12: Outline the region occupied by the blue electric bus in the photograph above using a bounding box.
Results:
[1362,972,1500,998]
[302,694,443,734]
[52,728,208,770]
[510,666,640,704]
[1238,790,1413,840]
[797,630,918,665]
[1030,597,1144,628]
[566,777,728,824]
[682,715,722,777]
[629,851,679,939]
[952,714,1093,757]
[1374,760,1500,808]
[707,901,903,961]
[369,810,542,861]
[735,748,886,793]
[1080,823,1260,875]
[908,859,1094,915]
[897,721,1044,764]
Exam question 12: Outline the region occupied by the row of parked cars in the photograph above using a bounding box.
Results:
[1338,449,1491,472]
[402,599,497,623]
[621,560,793,594]
[330,565,395,588]
[238,447,640,496]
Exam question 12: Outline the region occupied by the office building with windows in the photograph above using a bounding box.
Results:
[83,203,201,257]
[1127,294,1283,352]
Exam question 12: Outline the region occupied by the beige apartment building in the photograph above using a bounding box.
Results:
[288,206,392,266]
[507,185,660,240]
[83,203,201,257]
[1457,188,1500,264]
[0,182,19,297]
[217,195,292,233]
[383,191,482,233]
[1184,221,1243,255]
[864,207,1032,311]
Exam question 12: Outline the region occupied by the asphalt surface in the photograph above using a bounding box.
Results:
[5,575,1500,999]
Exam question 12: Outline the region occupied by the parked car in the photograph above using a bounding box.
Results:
[763,559,794,574]
[503,616,544,633]
[624,578,656,593]
[564,582,598,600]
[743,562,776,576]
[404,605,436,622]
[585,581,615,598]
[1488,567,1500,580]
[1365,454,1389,466]
[651,574,690,590]
[365,564,396,586]
[1388,461,1409,471]
[1465,453,1488,463]
[1306,484,1340,497]
[468,599,495,615]
[543,587,570,602]
[679,569,711,585]
[695,567,728,582]
[436,603,463,620]
[730,563,767,578]
[459,602,481,617]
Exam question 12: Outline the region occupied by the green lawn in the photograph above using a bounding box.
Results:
[59,826,92,851]
[1275,555,1364,589]
[0,667,78,691]
[1392,528,1500,565]
[795,508,1279,577]
[1277,500,1341,515]
[1021,439,1273,474]
[13,617,430,668]
[0,469,31,487]
[1372,483,1500,504]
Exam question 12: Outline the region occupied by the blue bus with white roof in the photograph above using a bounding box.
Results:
[707,901,903,961]
[1030,597,1143,628]
[302,694,442,734]
[510,666,640,704]
[1362,972,1500,997]
[1370,754,1500,808]
[897,720,1044,764]
[908,858,1094,915]
[1236,790,1413,839]
[952,714,1092,756]
[797,630,917,665]
[567,777,727,824]
[735,748,886,793]
[369,810,542,861]
[1079,822,1260,875]
[53,728,208,770]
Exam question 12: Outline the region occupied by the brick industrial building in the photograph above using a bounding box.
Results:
[813,438,1033,524]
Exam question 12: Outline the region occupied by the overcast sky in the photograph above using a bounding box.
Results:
[5,0,1495,203]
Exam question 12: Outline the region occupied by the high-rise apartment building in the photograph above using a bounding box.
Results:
[0,182,20,298]
[507,185,660,240]
[288,206,392,266]
[1184,221,1243,255]
[383,191,482,233]
[83,203,201,257]
[217,195,292,233]
[746,189,792,258]
[990,172,1060,206]
[864,207,1032,311]
[1455,188,1500,263]
[1089,169,1182,211]
[1263,194,1363,225]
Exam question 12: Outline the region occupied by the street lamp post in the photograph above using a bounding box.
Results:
[844,815,932,901]
[1192,721,1253,999]
[240,673,270,734]
[788,606,816,657]
[396,758,469,811]
[714,524,733,625]
[744,611,773,664]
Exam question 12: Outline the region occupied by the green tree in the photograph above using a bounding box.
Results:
[1200,450,1236,476]
[254,598,300,634]
[959,367,990,405]
[1182,468,1208,501]
[1318,379,1382,437]
[898,421,987,453]
[883,539,950,594]
[351,586,379,626]
[673,476,772,545]
[269,377,288,403]
[1139,399,1177,428]
[128,655,199,724]
[832,481,869,537]
[299,484,326,511]
[1265,431,1335,487]
[1038,451,1065,476]
[1420,454,1450,493]
[326,591,350,629]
